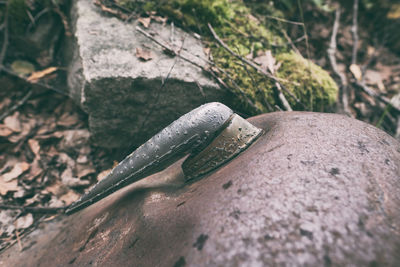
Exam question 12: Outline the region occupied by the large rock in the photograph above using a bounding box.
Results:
[1,112,399,266]
[66,0,228,148]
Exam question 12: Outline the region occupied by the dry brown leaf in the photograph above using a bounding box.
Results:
[15,213,34,229]
[59,191,80,205]
[136,47,154,61]
[27,67,58,83]
[26,159,43,181]
[203,47,211,59]
[77,154,88,164]
[28,139,41,157]
[57,113,79,127]
[61,168,91,188]
[4,112,22,132]
[151,15,167,24]
[2,162,30,182]
[390,93,400,110]
[93,0,128,20]
[350,64,362,81]
[365,70,386,92]
[387,4,400,19]
[46,180,68,197]
[0,124,13,137]
[138,17,151,28]
[0,98,11,110]
[253,50,277,74]
[0,178,19,195]
[77,165,96,178]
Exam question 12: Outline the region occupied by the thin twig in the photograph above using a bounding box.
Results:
[136,26,262,113]
[354,81,400,113]
[264,15,304,26]
[297,0,311,61]
[208,23,292,111]
[275,82,292,111]
[351,0,359,65]
[0,66,68,95]
[327,8,350,115]
[0,204,66,214]
[15,229,23,251]
[0,90,33,121]
[140,35,186,131]
[208,24,279,83]
[136,26,205,70]
[281,29,301,55]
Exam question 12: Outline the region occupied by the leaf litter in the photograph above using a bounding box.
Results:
[0,87,117,251]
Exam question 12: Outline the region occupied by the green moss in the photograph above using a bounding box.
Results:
[118,0,338,113]
[276,52,338,111]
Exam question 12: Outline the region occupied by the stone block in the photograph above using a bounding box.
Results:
[67,0,228,148]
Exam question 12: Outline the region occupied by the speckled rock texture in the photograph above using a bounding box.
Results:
[66,0,227,148]
[1,112,399,266]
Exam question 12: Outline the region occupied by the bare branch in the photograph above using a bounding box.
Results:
[136,26,262,113]
[0,204,66,214]
[354,81,400,113]
[327,8,350,115]
[208,23,292,111]
[0,90,33,121]
[351,0,359,65]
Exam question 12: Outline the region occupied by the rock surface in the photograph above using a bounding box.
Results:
[66,0,228,148]
[1,112,399,266]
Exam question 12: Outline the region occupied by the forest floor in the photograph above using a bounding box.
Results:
[0,0,399,252]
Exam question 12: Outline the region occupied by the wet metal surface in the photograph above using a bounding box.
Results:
[183,114,263,180]
[66,102,235,214]
[1,112,400,266]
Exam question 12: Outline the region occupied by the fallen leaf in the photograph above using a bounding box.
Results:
[15,213,34,229]
[0,178,19,195]
[77,164,96,178]
[138,17,151,28]
[203,47,211,58]
[0,124,13,137]
[46,180,68,197]
[387,4,400,19]
[2,162,30,182]
[58,130,91,152]
[26,159,43,181]
[365,70,385,92]
[57,112,79,127]
[28,139,41,158]
[61,168,90,188]
[350,64,362,81]
[390,93,400,110]
[0,210,18,235]
[13,187,30,198]
[136,47,154,61]
[253,50,277,74]
[48,196,65,208]
[59,191,80,205]
[27,67,58,83]
[4,112,22,132]
[77,154,88,164]
[151,15,167,24]
[11,60,35,76]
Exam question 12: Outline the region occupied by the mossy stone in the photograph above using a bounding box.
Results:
[105,0,339,113]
